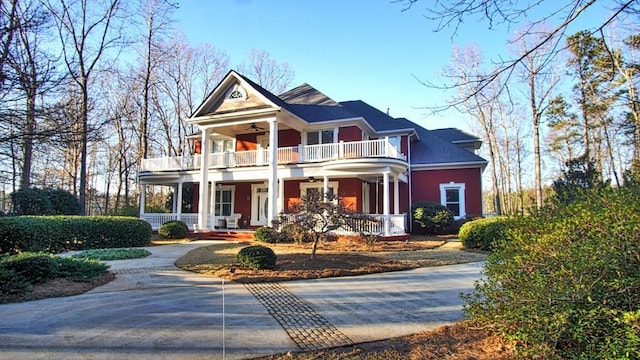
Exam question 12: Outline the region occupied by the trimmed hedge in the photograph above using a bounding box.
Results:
[0,216,152,254]
[411,201,454,235]
[158,220,188,239]
[458,217,511,251]
[236,245,277,270]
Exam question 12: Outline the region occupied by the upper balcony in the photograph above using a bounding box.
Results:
[140,138,406,172]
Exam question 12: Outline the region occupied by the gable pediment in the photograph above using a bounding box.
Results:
[190,71,279,119]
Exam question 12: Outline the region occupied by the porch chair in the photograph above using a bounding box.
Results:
[225,213,242,229]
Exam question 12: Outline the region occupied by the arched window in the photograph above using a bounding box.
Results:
[225,84,247,101]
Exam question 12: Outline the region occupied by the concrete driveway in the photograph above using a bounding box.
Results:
[0,241,484,360]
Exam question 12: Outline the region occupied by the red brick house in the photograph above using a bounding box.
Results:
[138,70,486,236]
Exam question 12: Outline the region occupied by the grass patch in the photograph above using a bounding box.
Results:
[72,248,151,261]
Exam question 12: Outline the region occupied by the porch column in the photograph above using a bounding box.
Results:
[210,181,217,229]
[139,184,147,217]
[267,118,278,226]
[278,178,284,214]
[383,172,390,236]
[197,128,210,231]
[323,176,329,201]
[176,182,183,220]
[393,176,400,215]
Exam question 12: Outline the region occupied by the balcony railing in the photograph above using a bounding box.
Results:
[140,138,405,172]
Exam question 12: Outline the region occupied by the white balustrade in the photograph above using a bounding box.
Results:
[141,138,405,172]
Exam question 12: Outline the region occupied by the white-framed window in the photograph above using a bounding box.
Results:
[211,138,234,153]
[212,185,235,217]
[300,181,339,202]
[306,129,335,145]
[439,182,466,219]
[224,84,247,101]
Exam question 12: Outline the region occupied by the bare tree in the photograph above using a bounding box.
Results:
[47,0,123,215]
[398,0,639,106]
[512,24,561,208]
[238,48,294,94]
[445,45,503,214]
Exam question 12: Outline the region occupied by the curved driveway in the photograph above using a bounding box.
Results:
[0,241,484,360]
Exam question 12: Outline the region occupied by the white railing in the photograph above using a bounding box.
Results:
[141,213,199,230]
[140,138,405,172]
[275,213,406,236]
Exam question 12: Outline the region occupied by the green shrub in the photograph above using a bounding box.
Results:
[72,248,151,261]
[46,188,80,215]
[253,226,277,243]
[11,188,80,215]
[53,256,108,282]
[158,220,188,239]
[458,217,510,251]
[411,201,454,235]
[11,188,53,215]
[0,267,29,295]
[463,187,640,359]
[109,205,139,217]
[0,216,152,254]
[0,252,57,284]
[236,245,277,270]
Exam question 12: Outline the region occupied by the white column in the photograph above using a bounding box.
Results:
[278,178,285,214]
[139,184,147,217]
[323,175,329,201]
[383,172,390,236]
[393,176,400,215]
[267,119,278,225]
[210,181,217,228]
[197,129,210,231]
[176,182,183,220]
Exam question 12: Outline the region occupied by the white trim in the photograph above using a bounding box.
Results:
[224,84,247,102]
[211,185,236,217]
[439,182,466,219]
[412,161,487,171]
[251,183,270,227]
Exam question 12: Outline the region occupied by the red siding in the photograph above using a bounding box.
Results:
[194,140,202,155]
[338,126,362,142]
[279,129,301,147]
[233,183,252,225]
[236,133,259,151]
[410,168,483,216]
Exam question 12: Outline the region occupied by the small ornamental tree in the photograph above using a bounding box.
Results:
[274,191,377,260]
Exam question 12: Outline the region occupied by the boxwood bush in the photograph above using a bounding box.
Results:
[0,216,152,254]
[458,217,511,251]
[236,245,277,270]
[158,220,188,239]
[253,226,277,243]
[463,186,640,359]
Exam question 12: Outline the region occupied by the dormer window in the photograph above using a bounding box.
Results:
[225,84,247,101]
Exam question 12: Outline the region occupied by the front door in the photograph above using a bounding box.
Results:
[251,186,269,226]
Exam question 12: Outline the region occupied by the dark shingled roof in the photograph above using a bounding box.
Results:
[277,83,357,122]
[430,128,481,143]
[408,121,486,166]
[339,100,411,132]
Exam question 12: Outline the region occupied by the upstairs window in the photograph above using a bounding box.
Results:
[211,138,233,153]
[307,129,335,145]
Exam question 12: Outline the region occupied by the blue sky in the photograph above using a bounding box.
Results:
[175,0,609,133]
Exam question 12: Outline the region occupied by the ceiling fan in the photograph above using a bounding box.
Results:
[245,123,265,132]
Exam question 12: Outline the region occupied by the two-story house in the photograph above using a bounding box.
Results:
[138,70,487,237]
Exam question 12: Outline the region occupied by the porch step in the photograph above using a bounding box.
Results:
[191,230,255,241]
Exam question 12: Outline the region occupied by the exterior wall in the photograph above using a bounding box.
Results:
[233,182,253,226]
[279,129,301,147]
[410,167,483,216]
[236,133,260,151]
[338,126,362,142]
[194,140,202,154]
